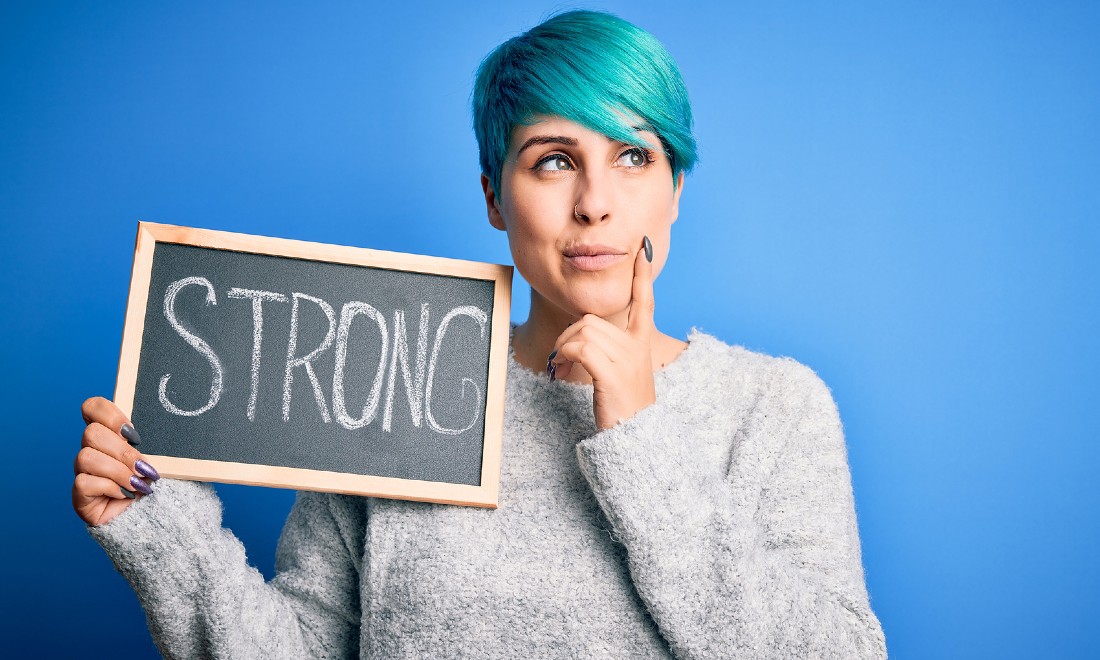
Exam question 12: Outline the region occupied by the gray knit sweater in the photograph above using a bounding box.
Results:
[89,328,886,658]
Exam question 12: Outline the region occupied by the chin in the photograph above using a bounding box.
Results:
[524,264,633,320]
[561,287,631,320]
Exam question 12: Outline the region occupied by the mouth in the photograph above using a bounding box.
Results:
[563,244,629,272]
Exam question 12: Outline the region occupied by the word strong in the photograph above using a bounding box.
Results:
[158,276,489,436]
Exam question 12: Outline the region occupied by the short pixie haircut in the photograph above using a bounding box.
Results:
[472,9,698,196]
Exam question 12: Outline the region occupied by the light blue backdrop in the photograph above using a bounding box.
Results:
[2,1,1096,657]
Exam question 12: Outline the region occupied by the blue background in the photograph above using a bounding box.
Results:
[3,1,1097,657]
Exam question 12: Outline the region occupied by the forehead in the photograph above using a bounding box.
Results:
[508,114,658,153]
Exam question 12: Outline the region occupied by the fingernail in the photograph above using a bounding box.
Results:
[120,486,137,499]
[135,459,160,481]
[643,236,653,263]
[548,363,557,383]
[120,423,141,446]
[130,475,153,495]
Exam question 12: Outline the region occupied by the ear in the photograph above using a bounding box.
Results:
[481,174,507,232]
[671,171,685,224]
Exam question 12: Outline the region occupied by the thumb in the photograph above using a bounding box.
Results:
[627,235,656,339]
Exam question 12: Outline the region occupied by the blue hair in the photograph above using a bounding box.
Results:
[471,9,698,196]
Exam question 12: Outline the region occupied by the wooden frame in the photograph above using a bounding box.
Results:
[115,221,513,508]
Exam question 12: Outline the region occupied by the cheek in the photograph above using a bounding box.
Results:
[499,206,554,280]
[633,190,676,274]
[626,174,674,211]
[504,191,562,250]
[634,192,675,238]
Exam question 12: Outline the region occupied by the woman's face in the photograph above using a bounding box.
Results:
[482,114,684,321]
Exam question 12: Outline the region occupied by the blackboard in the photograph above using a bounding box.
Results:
[115,222,513,508]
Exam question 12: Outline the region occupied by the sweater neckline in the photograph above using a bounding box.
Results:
[506,323,709,393]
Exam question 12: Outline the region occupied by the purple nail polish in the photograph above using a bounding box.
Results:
[135,460,160,481]
[130,475,153,495]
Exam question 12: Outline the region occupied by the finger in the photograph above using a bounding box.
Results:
[547,318,587,380]
[73,472,143,527]
[626,236,656,339]
[556,339,615,383]
[553,359,574,381]
[552,314,633,356]
[550,318,629,366]
[549,315,629,382]
[74,446,152,494]
[82,422,148,476]
[81,396,141,445]
[73,472,135,503]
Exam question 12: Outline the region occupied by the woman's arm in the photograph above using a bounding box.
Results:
[88,479,365,659]
[574,359,887,659]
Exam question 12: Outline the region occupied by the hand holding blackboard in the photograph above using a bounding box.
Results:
[113,223,512,508]
[72,396,160,527]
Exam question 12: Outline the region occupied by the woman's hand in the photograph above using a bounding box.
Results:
[549,239,657,430]
[73,397,160,527]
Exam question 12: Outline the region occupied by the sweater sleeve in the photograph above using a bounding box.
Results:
[87,478,366,659]
[574,360,887,659]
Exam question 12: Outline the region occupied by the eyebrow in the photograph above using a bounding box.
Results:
[516,135,578,157]
[515,125,655,158]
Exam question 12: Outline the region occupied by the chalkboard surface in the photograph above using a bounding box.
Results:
[115,222,512,508]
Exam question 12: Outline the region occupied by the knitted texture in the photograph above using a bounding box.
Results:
[89,329,886,658]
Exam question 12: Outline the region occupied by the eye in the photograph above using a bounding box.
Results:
[616,147,655,169]
[534,154,574,172]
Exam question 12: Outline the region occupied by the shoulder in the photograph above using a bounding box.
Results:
[681,328,839,417]
[682,331,849,471]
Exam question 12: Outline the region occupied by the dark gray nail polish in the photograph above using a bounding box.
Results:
[548,349,558,361]
[135,459,160,481]
[120,423,141,446]
[120,486,137,499]
[643,235,653,263]
[548,363,557,383]
[130,475,153,495]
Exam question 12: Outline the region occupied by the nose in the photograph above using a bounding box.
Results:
[573,170,612,225]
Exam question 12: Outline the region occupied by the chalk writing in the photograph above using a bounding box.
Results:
[159,277,224,416]
[226,288,288,421]
[158,276,489,437]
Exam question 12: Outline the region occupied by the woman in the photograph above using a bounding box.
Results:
[74,10,887,658]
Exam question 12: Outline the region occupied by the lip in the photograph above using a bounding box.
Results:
[563,243,628,272]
